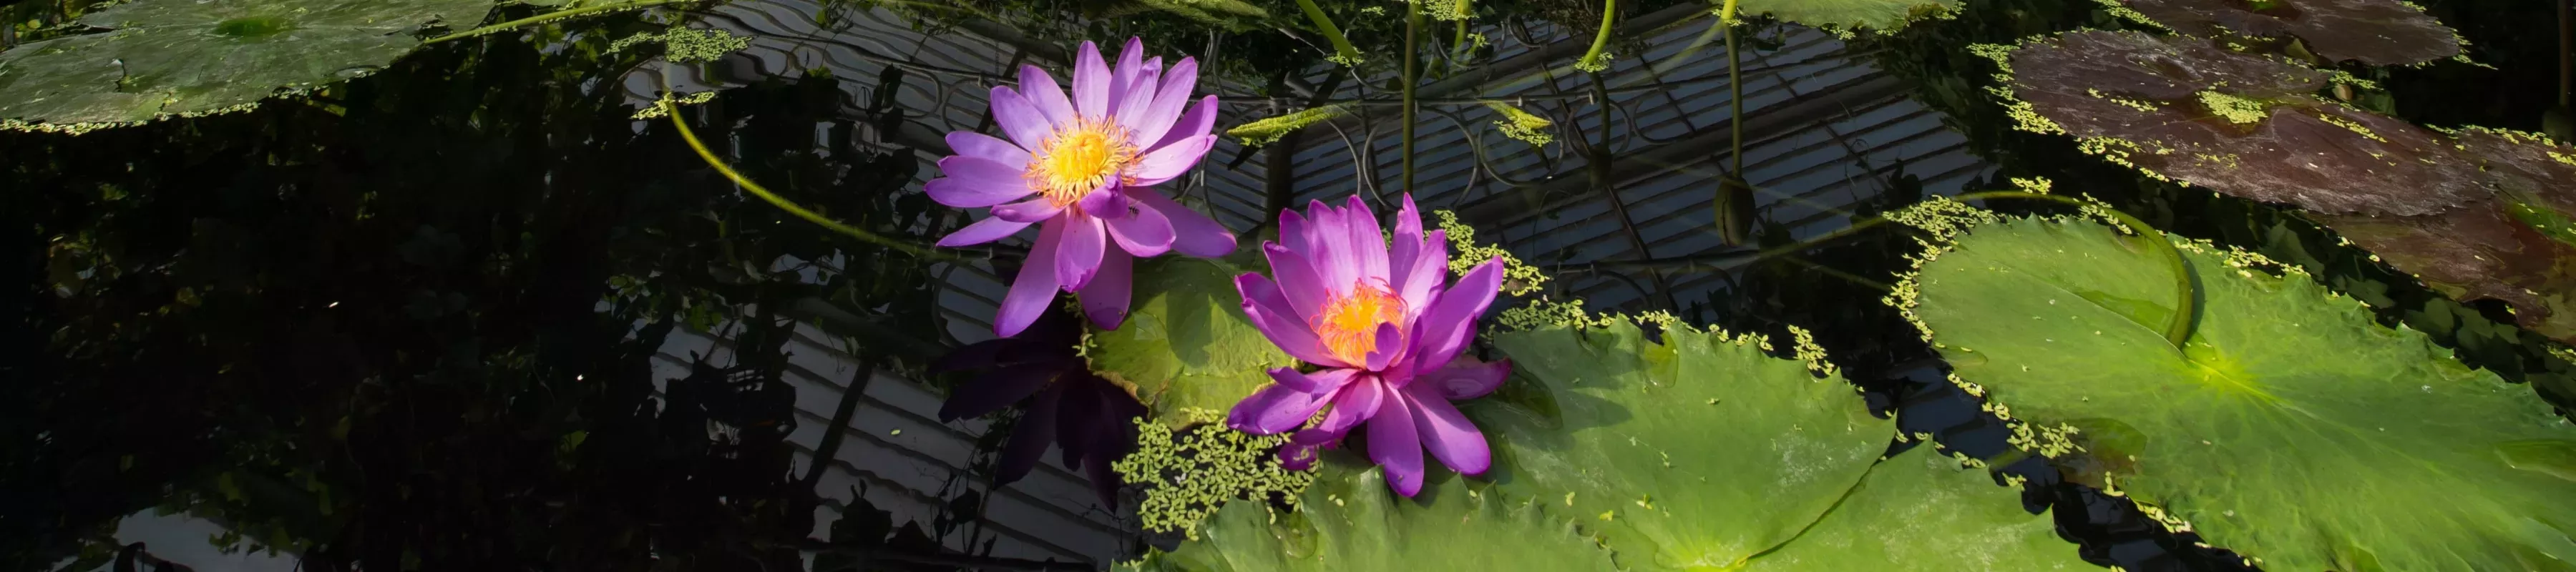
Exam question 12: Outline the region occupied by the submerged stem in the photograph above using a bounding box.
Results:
[660,99,955,261]
[1293,0,1366,66]
[1575,0,1619,70]
[1403,1,1423,196]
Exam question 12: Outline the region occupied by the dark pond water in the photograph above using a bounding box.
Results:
[3,0,2569,570]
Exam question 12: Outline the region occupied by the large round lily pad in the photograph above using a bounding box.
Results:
[1135,318,2089,571]
[0,0,494,131]
[2004,30,2479,216]
[1086,257,1295,427]
[1122,466,1620,571]
[1737,0,1960,33]
[2118,0,2462,66]
[1905,216,2576,571]
[1473,321,2087,571]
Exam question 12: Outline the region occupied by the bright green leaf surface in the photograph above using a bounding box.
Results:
[1124,465,1619,572]
[1750,446,2084,571]
[1086,257,1294,426]
[1141,318,2088,571]
[1910,217,2576,571]
[1475,322,1889,570]
[1737,0,1958,34]
[0,0,494,130]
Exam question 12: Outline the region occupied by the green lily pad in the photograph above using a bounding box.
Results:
[1475,322,1888,570]
[0,0,494,132]
[1085,257,1294,428]
[1735,0,1959,33]
[1903,216,2576,571]
[1475,321,2089,571]
[1122,465,1619,571]
[1136,318,2088,571]
[1746,445,2084,571]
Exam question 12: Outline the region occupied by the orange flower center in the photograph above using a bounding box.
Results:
[1023,117,1136,207]
[1310,280,1407,365]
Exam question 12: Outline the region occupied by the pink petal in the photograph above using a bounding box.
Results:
[1278,207,1317,261]
[1409,258,1505,375]
[1312,375,1383,435]
[1394,229,1448,313]
[1152,95,1218,151]
[1237,273,1348,368]
[1080,248,1133,330]
[946,131,1031,167]
[995,384,1060,484]
[1403,383,1492,476]
[1130,189,1237,257]
[991,198,1064,223]
[1073,41,1111,119]
[1368,396,1426,497]
[1078,186,1131,220]
[937,363,1061,421]
[987,87,1053,151]
[1127,57,1199,147]
[935,215,1033,247]
[995,222,1065,337]
[1342,195,1390,284]
[1430,356,1510,400]
[1270,367,1356,395]
[926,157,1034,208]
[1125,134,1214,187]
[1362,322,1404,371]
[1106,197,1175,257]
[1108,38,1145,119]
[1018,64,1078,129]
[1301,199,1360,297]
[1262,242,1331,323]
[1057,214,1107,292]
[1226,380,1333,435]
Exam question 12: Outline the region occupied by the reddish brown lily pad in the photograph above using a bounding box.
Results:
[2007,31,2482,216]
[2311,196,2576,343]
[2118,0,2462,66]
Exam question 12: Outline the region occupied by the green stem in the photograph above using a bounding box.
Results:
[1719,0,1742,23]
[1293,0,1365,66]
[1403,1,1423,196]
[426,0,690,44]
[660,99,956,261]
[1575,0,1618,70]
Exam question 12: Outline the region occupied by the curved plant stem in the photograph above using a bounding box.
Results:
[1403,1,1423,196]
[1293,0,1365,66]
[426,0,689,44]
[1954,191,2197,350]
[660,99,955,261]
[1574,0,1618,70]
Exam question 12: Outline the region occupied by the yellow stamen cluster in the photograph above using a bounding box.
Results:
[1024,117,1136,207]
[1312,281,1407,365]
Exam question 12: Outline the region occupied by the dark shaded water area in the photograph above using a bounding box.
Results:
[3,0,2570,570]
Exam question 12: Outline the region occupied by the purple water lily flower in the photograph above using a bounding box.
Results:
[1224,194,1511,497]
[927,37,1238,337]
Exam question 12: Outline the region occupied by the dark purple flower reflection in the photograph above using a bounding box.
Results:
[935,305,1145,505]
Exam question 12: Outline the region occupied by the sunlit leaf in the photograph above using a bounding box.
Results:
[2119,0,2462,65]
[1123,465,1619,571]
[2004,30,2479,216]
[1905,216,2576,571]
[0,0,497,132]
[1738,0,1961,34]
[1086,257,1296,427]
[1136,319,2088,571]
